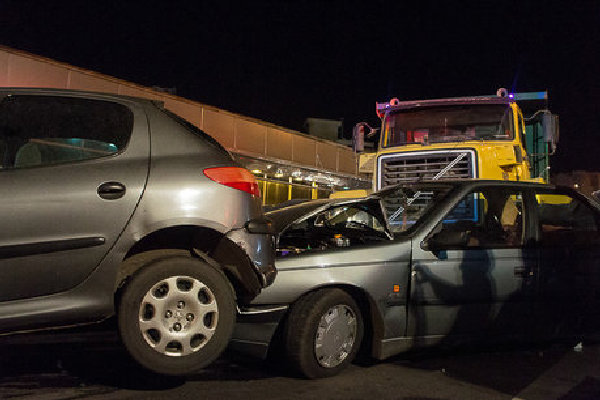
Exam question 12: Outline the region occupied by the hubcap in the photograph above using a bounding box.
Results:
[138,276,218,357]
[314,304,357,368]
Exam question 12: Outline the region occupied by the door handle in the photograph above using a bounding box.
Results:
[514,266,533,278]
[97,181,126,200]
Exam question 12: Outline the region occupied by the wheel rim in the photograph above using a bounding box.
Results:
[138,275,219,357]
[314,304,357,368]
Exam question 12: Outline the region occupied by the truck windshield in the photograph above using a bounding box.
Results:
[383,104,513,148]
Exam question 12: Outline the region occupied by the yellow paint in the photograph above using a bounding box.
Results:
[536,194,572,204]
[329,189,371,199]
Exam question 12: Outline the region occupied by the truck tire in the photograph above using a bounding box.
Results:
[118,253,235,375]
[284,288,363,378]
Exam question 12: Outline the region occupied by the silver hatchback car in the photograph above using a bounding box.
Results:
[232,180,600,378]
[0,88,276,375]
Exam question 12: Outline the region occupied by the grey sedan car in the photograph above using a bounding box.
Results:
[0,89,275,375]
[231,180,600,378]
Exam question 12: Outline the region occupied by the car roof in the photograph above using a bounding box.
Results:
[266,179,578,235]
[0,87,159,106]
[375,179,555,196]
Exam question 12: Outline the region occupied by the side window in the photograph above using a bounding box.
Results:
[0,95,133,169]
[517,110,526,144]
[430,188,524,249]
[535,192,600,246]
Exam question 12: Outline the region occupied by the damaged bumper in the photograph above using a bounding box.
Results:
[225,218,277,289]
[230,305,289,359]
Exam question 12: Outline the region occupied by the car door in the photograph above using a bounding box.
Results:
[409,185,537,345]
[533,188,600,338]
[0,93,149,301]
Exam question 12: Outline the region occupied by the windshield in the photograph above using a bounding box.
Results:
[380,184,453,234]
[382,104,513,148]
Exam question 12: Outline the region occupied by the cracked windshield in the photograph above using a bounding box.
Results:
[383,184,452,234]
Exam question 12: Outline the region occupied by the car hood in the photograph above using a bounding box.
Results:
[266,197,388,235]
[265,199,340,234]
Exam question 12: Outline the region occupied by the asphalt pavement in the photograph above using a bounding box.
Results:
[1,331,599,400]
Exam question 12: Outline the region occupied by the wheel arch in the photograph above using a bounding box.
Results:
[317,284,384,360]
[116,225,262,305]
[271,283,384,360]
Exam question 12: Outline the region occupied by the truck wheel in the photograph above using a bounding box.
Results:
[284,288,363,378]
[118,253,235,375]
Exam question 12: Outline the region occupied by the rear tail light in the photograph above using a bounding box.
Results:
[203,167,261,197]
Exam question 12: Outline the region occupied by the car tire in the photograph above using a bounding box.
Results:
[118,253,236,376]
[284,288,363,378]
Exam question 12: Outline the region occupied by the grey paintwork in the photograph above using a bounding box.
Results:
[0,88,275,334]
[231,180,600,361]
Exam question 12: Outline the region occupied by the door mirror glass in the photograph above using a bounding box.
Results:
[542,111,559,153]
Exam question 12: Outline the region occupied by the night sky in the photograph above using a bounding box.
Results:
[1,1,598,172]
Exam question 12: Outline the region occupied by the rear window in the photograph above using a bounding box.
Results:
[0,95,133,169]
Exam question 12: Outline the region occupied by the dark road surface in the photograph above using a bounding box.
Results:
[1,329,600,400]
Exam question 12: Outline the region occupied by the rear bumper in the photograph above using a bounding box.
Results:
[226,226,276,288]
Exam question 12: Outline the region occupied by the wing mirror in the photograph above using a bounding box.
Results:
[352,122,379,153]
[420,237,440,252]
[542,111,559,154]
[421,223,443,252]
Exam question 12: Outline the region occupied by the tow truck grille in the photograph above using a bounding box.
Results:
[378,151,475,189]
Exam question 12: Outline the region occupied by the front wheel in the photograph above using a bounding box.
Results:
[118,253,236,375]
[284,288,363,378]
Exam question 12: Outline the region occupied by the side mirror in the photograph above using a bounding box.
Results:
[542,111,559,154]
[420,235,442,252]
[352,123,365,153]
[352,122,379,153]
[421,223,443,251]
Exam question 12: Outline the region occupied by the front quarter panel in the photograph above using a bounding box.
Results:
[252,240,413,339]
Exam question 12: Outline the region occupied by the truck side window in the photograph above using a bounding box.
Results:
[517,110,526,145]
[431,188,524,249]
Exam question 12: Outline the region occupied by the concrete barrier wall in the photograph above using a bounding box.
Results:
[0,46,358,176]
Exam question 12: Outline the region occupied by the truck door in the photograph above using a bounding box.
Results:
[410,186,537,345]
